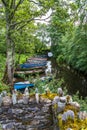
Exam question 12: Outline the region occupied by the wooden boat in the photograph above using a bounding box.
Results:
[14,81,34,90]
[26,59,47,64]
[35,55,47,58]
[20,62,47,69]
[27,57,47,61]
[15,68,45,75]
[16,66,46,71]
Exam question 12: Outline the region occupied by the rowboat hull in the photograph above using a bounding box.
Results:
[20,62,47,69]
[15,69,45,75]
[14,82,34,90]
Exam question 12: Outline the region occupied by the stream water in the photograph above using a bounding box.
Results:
[48,58,87,98]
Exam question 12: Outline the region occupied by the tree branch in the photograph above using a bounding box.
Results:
[11,12,52,30]
[29,0,39,5]
[14,0,24,11]
[10,0,15,9]
[16,13,52,30]
[1,0,7,6]
[29,0,47,8]
[10,0,24,21]
[11,17,35,28]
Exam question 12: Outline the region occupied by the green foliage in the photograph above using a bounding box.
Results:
[47,0,71,57]
[56,25,87,72]
[0,54,10,92]
[0,54,6,79]
[48,0,87,73]
[0,82,10,92]
[73,91,87,111]
[34,74,64,93]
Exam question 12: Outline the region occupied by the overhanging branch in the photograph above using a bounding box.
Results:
[14,0,24,11]
[1,0,7,6]
[29,0,39,5]
[16,13,52,30]
[11,9,52,29]
[10,0,15,8]
[10,0,24,20]
[29,0,47,8]
[11,17,35,28]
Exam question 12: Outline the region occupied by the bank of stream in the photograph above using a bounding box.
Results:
[51,58,87,98]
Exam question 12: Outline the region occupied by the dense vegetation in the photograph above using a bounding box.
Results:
[48,0,87,73]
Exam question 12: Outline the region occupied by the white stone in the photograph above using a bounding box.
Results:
[60,97,66,103]
[12,91,17,105]
[17,99,23,104]
[57,102,65,113]
[35,93,39,104]
[53,96,60,104]
[70,101,80,110]
[58,88,63,96]
[24,87,29,97]
[62,110,74,121]
[2,96,12,106]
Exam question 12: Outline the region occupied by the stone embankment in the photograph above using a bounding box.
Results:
[0,97,53,130]
[0,88,87,130]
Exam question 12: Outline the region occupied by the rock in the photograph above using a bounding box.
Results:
[29,96,35,102]
[53,96,66,104]
[2,91,7,97]
[30,120,40,125]
[62,110,75,122]
[2,123,15,130]
[60,97,66,103]
[58,88,64,97]
[66,95,73,104]
[35,93,40,104]
[70,101,80,111]
[78,111,87,120]
[23,96,29,104]
[40,97,51,103]
[12,90,17,105]
[53,96,60,104]
[17,99,23,104]
[42,106,49,113]
[0,94,54,130]
[57,102,65,113]
[2,96,12,106]
[13,109,23,114]
[24,87,29,97]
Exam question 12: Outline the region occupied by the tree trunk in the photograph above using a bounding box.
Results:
[6,33,14,86]
[3,7,15,89]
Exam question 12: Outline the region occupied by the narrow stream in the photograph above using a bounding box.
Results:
[51,59,87,98]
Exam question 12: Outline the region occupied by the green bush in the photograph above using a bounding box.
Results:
[73,91,87,111]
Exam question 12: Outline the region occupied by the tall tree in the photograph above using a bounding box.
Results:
[0,0,54,87]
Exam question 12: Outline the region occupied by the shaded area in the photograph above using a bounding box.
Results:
[51,59,87,97]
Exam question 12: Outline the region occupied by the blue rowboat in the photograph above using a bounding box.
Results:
[26,60,47,64]
[20,62,47,69]
[14,82,34,90]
